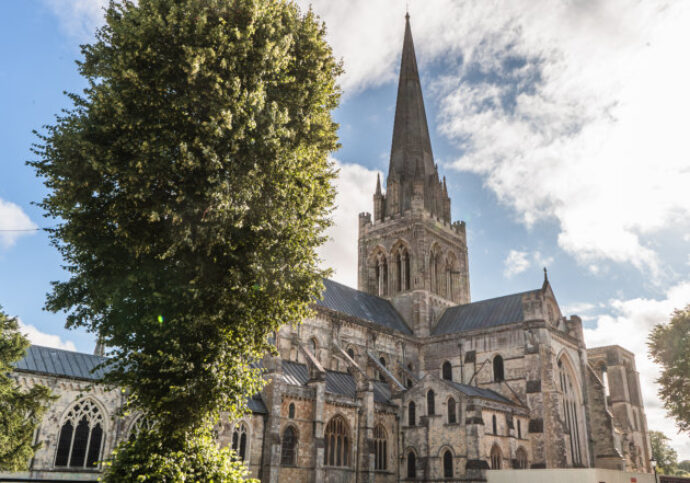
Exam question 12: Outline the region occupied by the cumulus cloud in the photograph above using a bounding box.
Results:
[296,0,690,277]
[17,318,77,352]
[503,250,530,277]
[317,159,380,288]
[584,283,690,459]
[43,0,108,41]
[503,249,554,278]
[0,199,37,249]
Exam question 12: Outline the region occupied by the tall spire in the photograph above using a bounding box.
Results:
[386,14,442,218]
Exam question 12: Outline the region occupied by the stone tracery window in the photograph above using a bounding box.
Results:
[394,244,411,293]
[374,252,388,296]
[281,426,297,466]
[55,398,105,469]
[374,424,387,470]
[231,422,249,461]
[490,444,502,469]
[558,358,583,466]
[127,414,152,442]
[515,446,528,469]
[324,415,350,467]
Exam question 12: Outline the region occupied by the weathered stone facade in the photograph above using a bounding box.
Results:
[6,13,651,483]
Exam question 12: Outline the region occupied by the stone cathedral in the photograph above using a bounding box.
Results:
[7,14,651,483]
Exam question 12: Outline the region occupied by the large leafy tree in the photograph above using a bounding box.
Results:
[0,307,53,470]
[31,0,340,467]
[649,431,679,475]
[648,305,690,434]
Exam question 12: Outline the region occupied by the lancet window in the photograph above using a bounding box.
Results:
[281,426,297,466]
[374,424,388,470]
[54,399,105,469]
[231,423,249,461]
[558,358,583,466]
[490,444,502,469]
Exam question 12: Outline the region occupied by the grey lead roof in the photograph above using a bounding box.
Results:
[446,380,515,405]
[281,360,393,405]
[13,345,267,413]
[432,290,539,335]
[13,345,110,381]
[317,279,412,335]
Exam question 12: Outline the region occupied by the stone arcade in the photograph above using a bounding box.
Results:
[8,14,651,483]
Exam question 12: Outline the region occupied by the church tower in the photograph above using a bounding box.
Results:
[358,14,470,336]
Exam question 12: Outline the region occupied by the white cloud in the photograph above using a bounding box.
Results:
[584,282,690,460]
[43,0,108,41]
[17,318,77,352]
[0,199,37,249]
[503,250,530,277]
[317,159,380,288]
[298,1,690,278]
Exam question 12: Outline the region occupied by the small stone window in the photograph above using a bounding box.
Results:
[408,402,416,426]
[493,355,504,382]
[447,397,456,424]
[427,390,435,416]
[407,451,416,478]
[379,357,387,382]
[442,361,452,380]
[347,348,355,359]
[517,419,522,439]
[443,450,453,478]
[281,426,297,466]
[288,402,295,419]
[492,415,497,435]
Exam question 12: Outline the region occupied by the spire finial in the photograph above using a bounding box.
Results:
[375,173,382,195]
[543,267,549,283]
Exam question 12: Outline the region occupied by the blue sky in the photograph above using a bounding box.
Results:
[0,0,688,457]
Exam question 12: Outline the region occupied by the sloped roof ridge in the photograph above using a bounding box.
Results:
[451,287,541,309]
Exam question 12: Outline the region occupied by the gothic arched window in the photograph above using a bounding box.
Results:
[324,415,350,467]
[347,347,355,359]
[54,399,105,469]
[309,337,318,359]
[443,449,453,477]
[127,414,152,442]
[427,390,435,416]
[447,397,456,424]
[379,357,387,382]
[288,402,295,419]
[493,355,504,382]
[408,402,416,426]
[374,424,387,470]
[231,423,249,461]
[442,361,452,380]
[281,426,297,466]
[515,447,528,469]
[374,253,388,296]
[490,444,502,469]
[517,419,522,439]
[558,358,583,466]
[407,451,416,478]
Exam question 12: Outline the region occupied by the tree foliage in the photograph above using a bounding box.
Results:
[0,307,53,471]
[31,0,340,462]
[649,431,680,475]
[103,425,256,482]
[648,304,690,434]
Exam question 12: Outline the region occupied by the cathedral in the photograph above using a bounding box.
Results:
[7,14,651,483]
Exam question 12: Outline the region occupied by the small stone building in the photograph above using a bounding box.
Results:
[7,14,650,483]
